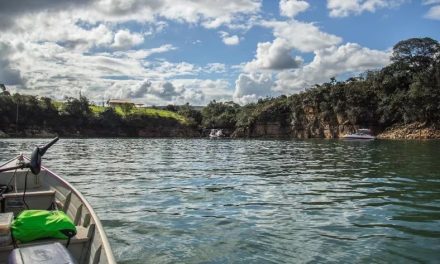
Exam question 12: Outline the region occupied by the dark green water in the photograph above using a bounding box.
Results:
[1,139,440,263]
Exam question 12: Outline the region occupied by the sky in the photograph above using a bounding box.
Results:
[0,0,439,106]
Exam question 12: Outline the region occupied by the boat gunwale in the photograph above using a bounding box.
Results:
[0,156,117,264]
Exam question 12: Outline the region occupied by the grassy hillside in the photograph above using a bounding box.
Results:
[89,105,188,124]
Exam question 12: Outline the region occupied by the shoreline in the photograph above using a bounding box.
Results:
[1,123,439,140]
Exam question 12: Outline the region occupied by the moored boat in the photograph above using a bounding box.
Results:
[0,138,116,264]
[209,129,225,138]
[342,129,375,140]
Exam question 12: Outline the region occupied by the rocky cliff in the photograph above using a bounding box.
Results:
[232,104,377,139]
[377,123,440,139]
[232,119,440,140]
[232,121,369,139]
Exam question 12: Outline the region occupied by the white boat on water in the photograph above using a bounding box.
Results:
[209,129,225,138]
[0,138,116,264]
[342,129,375,140]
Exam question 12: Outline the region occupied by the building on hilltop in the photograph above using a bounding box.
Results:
[107,99,143,108]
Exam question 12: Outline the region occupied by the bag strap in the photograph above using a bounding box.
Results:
[11,231,18,249]
[60,229,76,248]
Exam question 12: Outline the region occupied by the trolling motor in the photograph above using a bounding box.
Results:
[0,137,59,174]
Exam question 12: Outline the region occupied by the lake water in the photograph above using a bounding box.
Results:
[1,138,440,263]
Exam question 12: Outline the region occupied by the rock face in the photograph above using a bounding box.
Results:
[377,123,440,139]
[138,126,200,137]
[232,109,375,139]
[232,122,291,138]
[232,116,440,140]
[241,122,371,139]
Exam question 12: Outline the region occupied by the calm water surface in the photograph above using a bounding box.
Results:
[1,138,440,263]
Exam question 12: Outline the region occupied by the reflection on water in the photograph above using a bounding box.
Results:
[1,139,440,263]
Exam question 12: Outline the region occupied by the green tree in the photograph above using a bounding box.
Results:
[99,108,122,128]
[63,96,91,118]
[119,103,134,116]
[0,84,11,96]
[165,104,178,112]
[201,101,240,129]
[391,37,440,72]
[178,103,202,126]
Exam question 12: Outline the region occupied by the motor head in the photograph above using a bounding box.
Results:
[29,137,59,175]
[29,147,42,175]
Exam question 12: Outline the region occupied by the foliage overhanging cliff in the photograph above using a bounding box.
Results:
[0,37,439,138]
[201,37,440,138]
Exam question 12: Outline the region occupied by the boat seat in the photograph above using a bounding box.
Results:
[1,190,56,214]
[0,226,90,262]
[9,242,77,264]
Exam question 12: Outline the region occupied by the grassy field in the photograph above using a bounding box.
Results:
[89,105,106,114]
[89,104,188,124]
[52,101,64,110]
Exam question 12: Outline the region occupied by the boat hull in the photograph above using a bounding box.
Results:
[0,156,116,264]
[342,135,375,140]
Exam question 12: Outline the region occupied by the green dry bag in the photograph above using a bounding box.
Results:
[11,210,76,243]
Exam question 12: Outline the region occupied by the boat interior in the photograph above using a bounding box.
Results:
[0,158,111,264]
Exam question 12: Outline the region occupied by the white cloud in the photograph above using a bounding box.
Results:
[0,12,114,52]
[275,43,391,93]
[0,0,262,33]
[146,61,201,79]
[423,0,440,20]
[263,20,342,53]
[327,0,405,17]
[245,38,303,71]
[83,0,261,30]
[109,80,151,99]
[0,0,401,106]
[239,11,391,97]
[423,0,440,4]
[108,80,184,102]
[205,63,227,73]
[219,31,240,45]
[243,20,341,72]
[244,20,342,72]
[101,79,203,105]
[0,41,23,85]
[113,44,177,59]
[279,0,310,18]
[144,81,183,100]
[2,38,200,100]
[224,35,240,45]
[0,0,261,104]
[233,73,276,104]
[237,3,393,99]
[156,0,261,29]
[109,78,234,105]
[173,78,232,104]
[425,5,440,19]
[112,29,144,50]
[2,38,234,105]
[0,0,91,30]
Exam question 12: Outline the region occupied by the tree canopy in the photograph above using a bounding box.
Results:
[391,37,440,72]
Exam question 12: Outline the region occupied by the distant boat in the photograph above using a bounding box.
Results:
[342,129,375,140]
[209,129,225,139]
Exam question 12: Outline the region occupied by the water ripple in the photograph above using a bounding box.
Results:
[1,138,440,263]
